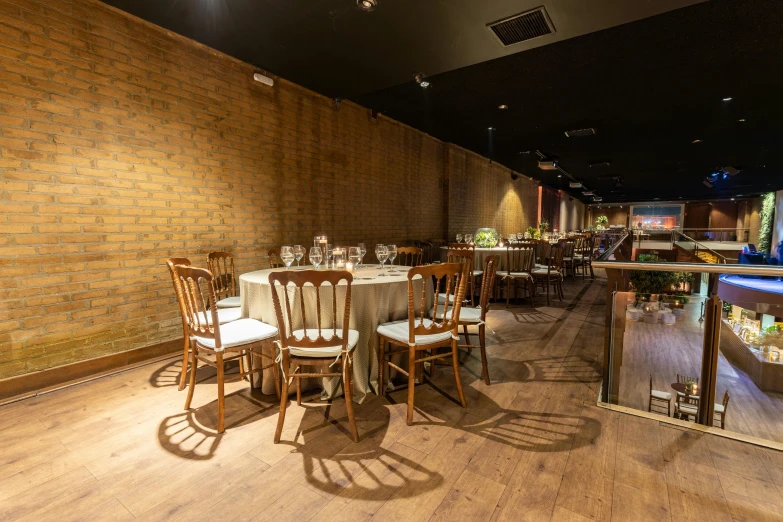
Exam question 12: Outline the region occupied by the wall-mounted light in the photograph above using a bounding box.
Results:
[253,72,274,87]
[357,0,378,12]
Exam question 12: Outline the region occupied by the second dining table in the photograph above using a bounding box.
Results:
[239,264,434,403]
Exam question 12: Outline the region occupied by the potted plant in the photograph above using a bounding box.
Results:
[538,220,549,234]
[526,226,539,239]
[596,215,609,230]
[474,228,499,248]
[630,255,679,305]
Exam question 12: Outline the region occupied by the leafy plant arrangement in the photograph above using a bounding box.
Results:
[596,215,609,228]
[526,226,540,239]
[474,228,499,248]
[538,220,549,233]
[630,255,679,302]
[759,192,776,254]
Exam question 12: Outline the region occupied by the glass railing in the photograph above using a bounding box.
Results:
[594,238,783,446]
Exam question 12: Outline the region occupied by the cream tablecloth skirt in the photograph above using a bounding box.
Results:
[239,266,433,404]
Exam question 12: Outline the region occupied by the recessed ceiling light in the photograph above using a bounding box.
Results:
[498,104,509,110]
[419,81,430,88]
[356,0,378,11]
[692,139,702,144]
[722,97,732,102]
[731,197,735,201]
[557,174,562,178]
[488,127,495,131]
[738,118,746,122]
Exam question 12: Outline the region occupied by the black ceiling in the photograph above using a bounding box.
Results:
[101,0,783,203]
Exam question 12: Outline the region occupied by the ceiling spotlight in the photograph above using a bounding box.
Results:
[557,174,562,178]
[731,197,735,201]
[722,97,732,102]
[487,126,495,131]
[738,118,746,122]
[498,104,509,110]
[356,0,378,12]
[413,73,430,88]
[692,139,702,144]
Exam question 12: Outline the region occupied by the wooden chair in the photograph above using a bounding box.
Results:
[207,251,240,308]
[648,375,672,416]
[414,241,433,264]
[447,243,478,306]
[456,255,499,385]
[378,262,468,425]
[268,269,360,443]
[396,246,423,268]
[166,258,243,391]
[497,245,535,308]
[674,395,700,422]
[714,390,730,429]
[675,373,700,404]
[531,240,550,267]
[268,247,283,269]
[561,240,576,278]
[531,242,565,306]
[176,265,279,433]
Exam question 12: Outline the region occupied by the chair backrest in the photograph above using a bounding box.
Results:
[532,240,550,265]
[649,374,653,394]
[548,242,566,271]
[506,245,535,273]
[408,262,467,343]
[268,247,282,268]
[478,255,499,320]
[268,270,352,354]
[397,246,423,267]
[446,247,474,275]
[414,241,433,264]
[175,264,222,348]
[562,240,575,258]
[207,251,236,301]
[166,258,191,335]
[677,373,699,385]
[721,390,730,410]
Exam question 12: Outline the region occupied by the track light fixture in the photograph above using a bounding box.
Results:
[356,0,378,12]
[413,73,430,88]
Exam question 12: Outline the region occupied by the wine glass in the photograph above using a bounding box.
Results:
[309,246,322,269]
[375,244,389,276]
[465,234,473,244]
[280,246,294,270]
[348,247,361,267]
[293,245,304,267]
[358,243,367,267]
[456,234,463,243]
[387,244,397,272]
[325,243,333,269]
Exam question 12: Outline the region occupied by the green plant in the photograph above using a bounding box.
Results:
[759,192,776,254]
[596,215,609,226]
[630,256,679,296]
[474,229,499,248]
[722,301,732,312]
[526,226,539,238]
[538,220,549,233]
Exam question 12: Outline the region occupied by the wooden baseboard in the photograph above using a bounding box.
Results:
[0,339,182,402]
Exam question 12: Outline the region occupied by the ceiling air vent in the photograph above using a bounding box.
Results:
[488,7,555,47]
[565,128,596,137]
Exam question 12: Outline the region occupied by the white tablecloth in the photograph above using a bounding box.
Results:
[439,246,510,270]
[239,265,433,403]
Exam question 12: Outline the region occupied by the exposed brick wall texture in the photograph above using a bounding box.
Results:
[0,0,534,378]
[446,145,538,240]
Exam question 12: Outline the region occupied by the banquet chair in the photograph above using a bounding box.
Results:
[714,390,730,429]
[397,246,423,267]
[176,265,279,433]
[497,245,535,308]
[447,243,479,306]
[648,375,672,416]
[378,262,468,425]
[531,240,550,268]
[267,247,282,268]
[414,241,433,264]
[166,258,243,390]
[456,255,499,385]
[269,269,360,443]
[561,240,576,278]
[531,242,565,306]
[675,373,700,404]
[674,395,700,423]
[207,251,240,308]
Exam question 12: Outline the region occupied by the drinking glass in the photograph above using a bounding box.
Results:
[325,244,333,269]
[456,234,463,243]
[375,244,388,276]
[309,247,322,269]
[293,245,304,267]
[358,243,367,266]
[387,244,397,272]
[465,234,473,244]
[280,246,294,270]
[332,248,346,269]
[348,247,361,267]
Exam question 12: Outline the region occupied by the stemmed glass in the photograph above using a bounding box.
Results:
[280,246,294,270]
[348,247,361,268]
[465,234,473,244]
[293,245,304,267]
[387,244,397,272]
[375,244,389,276]
[309,247,322,269]
[358,243,367,267]
[456,234,463,243]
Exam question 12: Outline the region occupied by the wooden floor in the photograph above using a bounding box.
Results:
[2,273,783,521]
[618,294,783,443]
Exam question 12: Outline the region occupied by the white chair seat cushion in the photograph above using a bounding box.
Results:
[496,270,530,279]
[532,268,561,277]
[217,296,241,308]
[457,306,482,323]
[194,318,278,350]
[651,390,671,401]
[195,306,242,325]
[676,392,700,400]
[534,264,548,269]
[472,270,483,277]
[437,293,458,305]
[287,329,359,357]
[714,403,725,413]
[677,403,698,415]
[377,319,453,346]
[563,256,573,262]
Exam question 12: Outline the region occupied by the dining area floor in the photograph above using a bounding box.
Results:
[2,272,783,521]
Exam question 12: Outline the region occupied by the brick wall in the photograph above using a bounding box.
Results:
[0,0,534,378]
[446,145,538,240]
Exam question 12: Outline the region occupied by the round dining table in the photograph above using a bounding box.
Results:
[239,264,433,403]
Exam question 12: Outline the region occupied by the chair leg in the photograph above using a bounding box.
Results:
[274,363,289,443]
[184,347,198,410]
[462,324,471,350]
[451,339,467,408]
[546,276,551,306]
[343,357,359,442]
[378,336,385,396]
[216,351,225,434]
[245,350,254,389]
[406,347,416,426]
[479,324,490,385]
[178,337,190,391]
[505,279,510,308]
[296,366,302,405]
[270,344,281,400]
